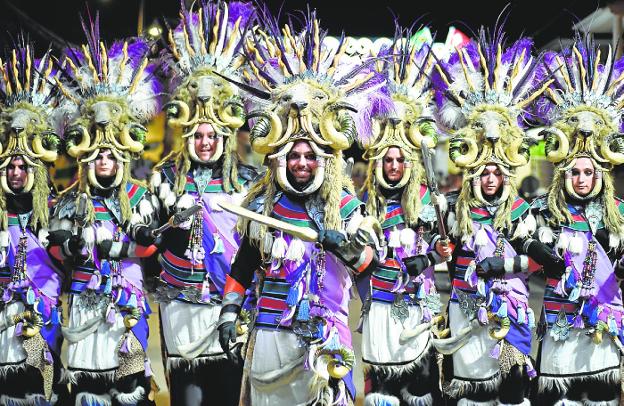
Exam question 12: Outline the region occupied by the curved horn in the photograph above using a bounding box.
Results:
[398,315,445,344]
[431,319,480,355]
[408,120,437,150]
[66,126,91,158]
[22,167,35,193]
[249,110,283,155]
[120,124,146,153]
[327,347,355,379]
[600,133,624,165]
[165,100,194,129]
[218,100,246,129]
[319,105,357,151]
[31,133,59,163]
[543,127,570,163]
[0,172,14,194]
[489,315,511,340]
[449,136,479,167]
[504,137,530,167]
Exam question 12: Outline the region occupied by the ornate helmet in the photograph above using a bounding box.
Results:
[159,1,255,193]
[239,8,382,199]
[359,26,439,226]
[57,13,161,190]
[535,34,624,235]
[434,30,549,206]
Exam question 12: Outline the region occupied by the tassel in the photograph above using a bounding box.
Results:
[86,272,101,290]
[572,313,585,329]
[496,301,508,318]
[127,292,138,308]
[158,183,171,201]
[323,327,341,351]
[120,334,131,354]
[478,306,489,325]
[285,238,306,262]
[14,322,23,336]
[568,283,581,302]
[346,211,363,236]
[82,227,95,246]
[608,316,618,336]
[477,278,486,297]
[399,228,417,251]
[553,276,566,296]
[538,226,554,244]
[524,213,537,235]
[0,231,8,247]
[475,226,488,247]
[96,227,113,243]
[43,347,53,364]
[144,358,153,377]
[388,227,401,248]
[517,306,526,325]
[514,220,529,240]
[201,279,212,303]
[130,212,142,226]
[164,192,177,208]
[100,260,112,277]
[26,287,36,305]
[271,233,288,259]
[490,341,501,359]
[150,172,161,188]
[176,194,195,210]
[262,231,274,256]
[51,307,61,325]
[465,261,478,287]
[139,199,154,217]
[416,283,426,299]
[567,233,583,255]
[526,361,537,378]
[609,232,621,249]
[210,233,225,255]
[2,288,12,302]
[589,307,599,326]
[422,306,432,322]
[38,229,49,248]
[286,283,302,307]
[296,297,310,321]
[106,304,117,324]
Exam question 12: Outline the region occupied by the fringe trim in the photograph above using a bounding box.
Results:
[166,353,228,372]
[537,368,620,394]
[74,392,112,406]
[110,386,145,405]
[0,362,27,380]
[0,393,54,406]
[64,369,116,385]
[364,393,400,406]
[552,400,583,406]
[363,340,433,380]
[498,399,530,406]
[400,388,433,406]
[582,399,619,406]
[445,372,502,399]
[455,399,498,406]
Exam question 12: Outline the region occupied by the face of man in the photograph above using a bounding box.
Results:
[480,164,504,196]
[286,141,318,185]
[194,123,221,162]
[94,149,117,178]
[570,157,596,197]
[7,156,27,192]
[383,147,405,183]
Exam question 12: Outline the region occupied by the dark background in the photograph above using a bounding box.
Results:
[0,0,609,53]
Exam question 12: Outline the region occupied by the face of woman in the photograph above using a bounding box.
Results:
[194,123,221,162]
[570,157,596,197]
[480,164,503,196]
[94,149,117,178]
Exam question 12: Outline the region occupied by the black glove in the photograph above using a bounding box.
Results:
[47,230,72,247]
[134,225,156,246]
[403,254,432,277]
[524,239,565,279]
[318,230,346,252]
[218,320,239,364]
[97,240,113,259]
[67,235,85,257]
[476,257,505,279]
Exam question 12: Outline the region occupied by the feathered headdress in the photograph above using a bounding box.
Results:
[0,41,65,231]
[535,34,624,235]
[155,0,255,197]
[360,25,439,226]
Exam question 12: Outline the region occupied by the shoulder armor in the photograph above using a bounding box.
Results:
[53,192,77,219]
[530,194,549,212]
[237,164,259,184]
[445,191,460,210]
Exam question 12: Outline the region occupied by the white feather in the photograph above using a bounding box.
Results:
[38,229,49,248]
[475,226,488,247]
[139,198,153,217]
[150,172,162,189]
[96,227,113,243]
[176,194,195,210]
[158,182,171,201]
[567,233,583,255]
[538,226,554,244]
[83,227,96,245]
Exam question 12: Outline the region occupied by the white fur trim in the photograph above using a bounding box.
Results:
[139,198,154,217]
[513,220,529,240]
[96,226,113,243]
[345,211,364,236]
[400,227,417,250]
[581,399,619,406]
[74,392,112,406]
[150,172,161,189]
[524,213,537,235]
[400,388,433,406]
[364,393,400,406]
[164,191,177,208]
[110,386,145,405]
[82,227,95,245]
[498,399,530,406]
[38,229,49,248]
[158,182,171,201]
[388,228,401,248]
[552,400,583,406]
[474,226,488,247]
[555,232,570,252]
[130,212,142,226]
[538,226,554,244]
[176,194,195,210]
[568,233,583,255]
[0,394,51,406]
[455,399,498,406]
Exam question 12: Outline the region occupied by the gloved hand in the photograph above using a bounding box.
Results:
[47,230,72,247]
[403,254,432,277]
[134,225,156,246]
[218,320,237,359]
[476,257,505,279]
[318,230,346,252]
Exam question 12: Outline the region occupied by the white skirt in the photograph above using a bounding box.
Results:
[361,301,430,366]
[250,329,314,406]
[449,302,499,381]
[538,329,620,392]
[0,301,27,365]
[67,295,125,372]
[160,301,223,362]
